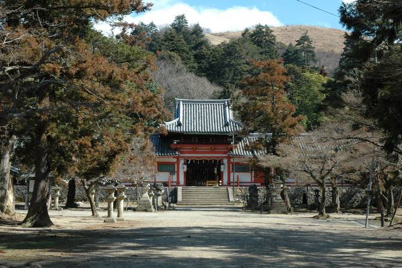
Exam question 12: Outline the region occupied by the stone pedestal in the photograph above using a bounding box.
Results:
[116,184,126,221]
[269,183,288,214]
[136,184,154,212]
[104,185,117,223]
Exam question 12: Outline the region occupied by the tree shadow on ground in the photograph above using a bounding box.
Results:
[0,223,401,267]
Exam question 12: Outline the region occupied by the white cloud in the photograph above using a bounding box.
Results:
[94,2,282,35]
[342,0,357,4]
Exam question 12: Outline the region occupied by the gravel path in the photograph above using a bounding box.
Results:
[0,207,401,267]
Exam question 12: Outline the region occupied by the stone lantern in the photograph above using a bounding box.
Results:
[104,185,117,223]
[269,181,289,214]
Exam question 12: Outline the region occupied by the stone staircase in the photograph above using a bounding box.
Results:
[178,187,233,206]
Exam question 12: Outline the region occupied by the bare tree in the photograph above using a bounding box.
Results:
[113,137,157,185]
[260,121,377,217]
[152,54,222,112]
[260,91,401,219]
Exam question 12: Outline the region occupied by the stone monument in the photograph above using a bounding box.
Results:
[136,184,154,212]
[269,182,289,214]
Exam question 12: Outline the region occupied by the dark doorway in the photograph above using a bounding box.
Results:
[186,160,222,186]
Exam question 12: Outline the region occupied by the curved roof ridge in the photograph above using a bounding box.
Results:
[175,98,230,102]
[163,118,179,125]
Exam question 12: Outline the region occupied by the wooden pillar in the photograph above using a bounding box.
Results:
[227,156,231,186]
[176,157,180,186]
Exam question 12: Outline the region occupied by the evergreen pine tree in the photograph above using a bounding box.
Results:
[295,32,316,67]
[161,28,196,71]
[283,32,316,68]
[283,44,303,67]
[250,24,278,60]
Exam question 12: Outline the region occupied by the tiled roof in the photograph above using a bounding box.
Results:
[150,133,266,157]
[150,134,178,156]
[291,134,355,155]
[231,134,268,157]
[164,99,242,134]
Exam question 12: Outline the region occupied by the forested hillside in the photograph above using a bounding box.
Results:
[129,15,331,131]
[206,26,345,76]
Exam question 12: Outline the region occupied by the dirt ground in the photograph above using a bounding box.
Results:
[0,205,401,268]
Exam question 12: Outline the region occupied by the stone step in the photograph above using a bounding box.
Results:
[182,192,227,194]
[182,189,227,192]
[182,194,227,197]
[178,202,233,206]
[183,198,227,200]
[183,187,226,189]
[183,196,227,198]
[180,187,230,205]
[183,192,227,194]
[182,197,228,201]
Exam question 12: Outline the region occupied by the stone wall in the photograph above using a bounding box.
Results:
[14,185,145,204]
[235,185,369,209]
[287,186,367,208]
[14,184,175,206]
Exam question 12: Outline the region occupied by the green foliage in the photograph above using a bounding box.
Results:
[86,29,154,70]
[286,65,328,130]
[0,0,166,226]
[249,24,278,60]
[337,0,402,155]
[361,46,402,154]
[161,28,196,71]
[283,44,302,67]
[283,32,316,68]
[189,24,211,76]
[129,22,161,52]
[171,14,190,37]
[206,40,252,98]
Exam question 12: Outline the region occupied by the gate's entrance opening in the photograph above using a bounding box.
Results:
[186,159,222,186]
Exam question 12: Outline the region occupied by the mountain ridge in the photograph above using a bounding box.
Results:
[206,25,346,75]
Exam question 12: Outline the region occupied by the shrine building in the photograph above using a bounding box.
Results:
[151,99,265,187]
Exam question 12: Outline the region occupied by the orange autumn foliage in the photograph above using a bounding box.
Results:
[237,60,303,154]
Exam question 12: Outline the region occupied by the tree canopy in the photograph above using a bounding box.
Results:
[0,0,166,226]
[338,0,402,156]
[235,60,303,155]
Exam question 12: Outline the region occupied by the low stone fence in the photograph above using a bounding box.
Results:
[288,186,367,208]
[235,185,369,209]
[14,185,144,204]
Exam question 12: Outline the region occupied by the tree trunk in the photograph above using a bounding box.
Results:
[390,191,402,227]
[81,179,99,217]
[375,179,385,227]
[0,136,16,215]
[22,128,53,227]
[330,179,340,214]
[386,186,394,217]
[319,184,326,216]
[280,187,292,213]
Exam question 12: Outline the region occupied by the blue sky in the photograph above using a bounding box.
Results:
[95,0,356,34]
[181,0,345,28]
